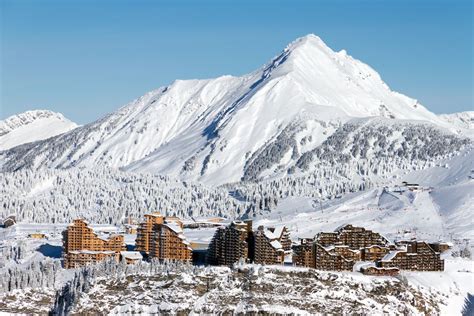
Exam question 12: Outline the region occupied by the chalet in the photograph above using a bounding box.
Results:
[314,244,356,271]
[2,215,16,228]
[361,245,391,261]
[28,233,46,239]
[267,226,292,253]
[120,251,143,264]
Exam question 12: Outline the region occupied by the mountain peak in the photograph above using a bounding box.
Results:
[283,34,334,58]
[0,109,78,150]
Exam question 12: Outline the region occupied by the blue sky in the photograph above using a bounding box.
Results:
[1,0,472,124]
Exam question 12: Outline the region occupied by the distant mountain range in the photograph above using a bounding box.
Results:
[0,110,78,151]
[0,35,471,186]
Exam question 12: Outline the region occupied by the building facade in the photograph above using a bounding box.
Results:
[207,221,252,266]
[253,226,284,265]
[292,238,315,268]
[135,213,165,254]
[149,221,192,262]
[377,241,444,271]
[63,219,125,268]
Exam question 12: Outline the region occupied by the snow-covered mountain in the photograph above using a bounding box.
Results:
[0,110,78,151]
[0,35,470,185]
[439,111,474,137]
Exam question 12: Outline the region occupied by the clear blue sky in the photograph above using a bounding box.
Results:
[1,0,472,124]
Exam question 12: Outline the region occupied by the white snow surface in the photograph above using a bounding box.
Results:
[0,35,467,185]
[0,110,78,150]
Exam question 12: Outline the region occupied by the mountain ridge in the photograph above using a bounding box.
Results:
[0,35,470,185]
[0,110,78,151]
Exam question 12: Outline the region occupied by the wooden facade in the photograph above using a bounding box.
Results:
[314,244,358,271]
[149,222,192,262]
[207,221,251,266]
[135,213,165,254]
[267,226,292,253]
[360,265,399,276]
[361,245,390,261]
[63,219,125,268]
[292,238,315,268]
[253,226,284,265]
[316,224,390,249]
[378,241,444,271]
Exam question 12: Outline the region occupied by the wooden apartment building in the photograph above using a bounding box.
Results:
[292,238,315,268]
[207,221,252,266]
[135,213,165,254]
[63,219,126,268]
[149,220,192,262]
[377,240,444,271]
[252,225,285,265]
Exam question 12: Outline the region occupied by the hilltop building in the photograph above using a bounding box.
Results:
[63,219,126,268]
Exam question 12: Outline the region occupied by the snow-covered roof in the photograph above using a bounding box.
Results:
[272,226,285,238]
[165,222,183,234]
[120,251,143,260]
[270,240,283,250]
[264,229,278,240]
[381,249,406,262]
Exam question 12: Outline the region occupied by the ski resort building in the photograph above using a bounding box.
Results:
[316,224,390,249]
[120,251,143,264]
[360,265,400,276]
[292,238,315,268]
[377,240,444,271]
[252,225,285,265]
[308,225,444,272]
[63,219,126,268]
[135,213,165,254]
[266,226,292,252]
[314,244,360,271]
[1,215,16,228]
[207,220,252,266]
[149,220,192,262]
[135,213,186,254]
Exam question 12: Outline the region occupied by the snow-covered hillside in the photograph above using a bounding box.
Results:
[0,35,467,185]
[440,111,473,130]
[0,110,78,151]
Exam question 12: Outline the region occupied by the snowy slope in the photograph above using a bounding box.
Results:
[439,111,474,138]
[253,148,474,244]
[0,35,465,185]
[439,111,473,130]
[0,110,78,151]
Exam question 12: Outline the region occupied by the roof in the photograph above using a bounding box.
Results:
[264,229,278,240]
[272,226,286,238]
[381,248,406,262]
[120,251,143,260]
[164,222,183,234]
[270,240,283,250]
